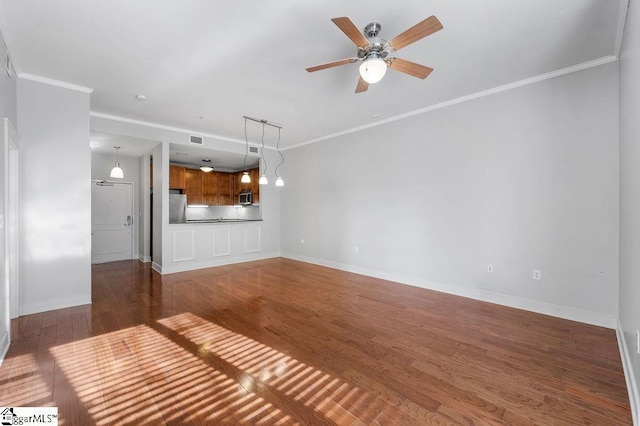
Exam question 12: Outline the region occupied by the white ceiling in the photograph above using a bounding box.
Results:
[0,0,628,149]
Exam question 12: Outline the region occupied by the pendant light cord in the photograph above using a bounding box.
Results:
[243,118,249,171]
[260,122,268,176]
[274,127,283,177]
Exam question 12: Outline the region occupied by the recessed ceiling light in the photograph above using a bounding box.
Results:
[135,94,147,101]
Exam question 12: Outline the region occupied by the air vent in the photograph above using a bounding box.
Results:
[189,135,203,145]
[249,145,259,154]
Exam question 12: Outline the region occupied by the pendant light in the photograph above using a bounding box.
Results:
[199,159,213,173]
[274,127,284,187]
[241,118,251,183]
[259,121,268,185]
[110,146,124,179]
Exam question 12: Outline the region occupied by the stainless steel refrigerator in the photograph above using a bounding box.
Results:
[169,193,187,223]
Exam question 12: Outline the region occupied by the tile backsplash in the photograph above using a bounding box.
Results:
[185,205,261,221]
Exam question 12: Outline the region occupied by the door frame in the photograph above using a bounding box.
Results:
[91,180,135,263]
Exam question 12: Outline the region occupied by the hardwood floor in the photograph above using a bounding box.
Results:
[0,258,631,425]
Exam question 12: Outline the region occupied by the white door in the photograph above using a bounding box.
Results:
[92,181,133,263]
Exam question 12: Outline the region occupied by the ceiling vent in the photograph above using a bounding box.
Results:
[248,145,259,155]
[189,135,203,145]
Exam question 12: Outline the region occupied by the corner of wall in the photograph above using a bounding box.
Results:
[0,330,9,367]
[617,319,639,425]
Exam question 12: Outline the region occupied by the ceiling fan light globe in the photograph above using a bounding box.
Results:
[359,58,387,84]
[200,166,214,173]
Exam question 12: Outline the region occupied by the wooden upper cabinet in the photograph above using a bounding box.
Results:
[234,167,260,204]
[169,166,186,189]
[202,171,219,206]
[218,173,235,206]
[185,169,203,205]
[250,167,260,203]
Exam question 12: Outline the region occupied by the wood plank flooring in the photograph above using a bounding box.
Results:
[0,258,631,425]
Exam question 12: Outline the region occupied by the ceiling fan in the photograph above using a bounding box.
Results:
[306,15,443,93]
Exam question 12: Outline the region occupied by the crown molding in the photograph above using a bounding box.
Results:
[284,55,618,151]
[18,73,93,93]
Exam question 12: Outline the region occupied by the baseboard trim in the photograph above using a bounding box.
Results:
[20,294,92,316]
[0,330,9,368]
[151,262,162,274]
[160,252,281,275]
[139,254,151,263]
[617,319,639,425]
[282,253,617,329]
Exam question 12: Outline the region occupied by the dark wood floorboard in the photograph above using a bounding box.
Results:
[0,258,631,425]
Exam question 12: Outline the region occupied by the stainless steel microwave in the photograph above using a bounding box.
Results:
[239,190,253,205]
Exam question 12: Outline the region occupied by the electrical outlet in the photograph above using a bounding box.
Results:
[532,269,541,280]
[487,264,494,273]
[636,330,639,355]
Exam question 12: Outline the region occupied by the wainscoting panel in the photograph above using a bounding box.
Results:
[172,229,194,262]
[244,226,261,253]
[212,227,231,257]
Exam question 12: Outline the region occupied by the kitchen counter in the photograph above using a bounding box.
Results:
[170,219,263,224]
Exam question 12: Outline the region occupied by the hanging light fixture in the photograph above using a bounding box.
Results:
[242,115,283,186]
[274,127,284,187]
[199,159,213,173]
[359,53,387,84]
[110,146,124,178]
[241,118,251,183]
[259,121,268,185]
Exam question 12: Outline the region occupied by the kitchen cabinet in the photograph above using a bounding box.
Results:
[202,171,219,205]
[235,167,260,204]
[169,166,186,189]
[185,169,203,205]
[185,169,237,206]
[218,173,235,205]
[250,168,260,203]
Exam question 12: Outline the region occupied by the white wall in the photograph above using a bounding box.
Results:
[0,29,16,361]
[0,34,15,126]
[152,142,167,271]
[282,62,619,327]
[619,0,640,420]
[91,150,141,259]
[17,78,91,315]
[139,153,151,262]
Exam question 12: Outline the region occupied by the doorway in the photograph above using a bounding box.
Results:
[91,181,134,263]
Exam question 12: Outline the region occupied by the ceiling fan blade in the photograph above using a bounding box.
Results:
[306,58,355,73]
[331,17,369,47]
[355,76,369,93]
[390,15,443,51]
[389,58,433,79]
